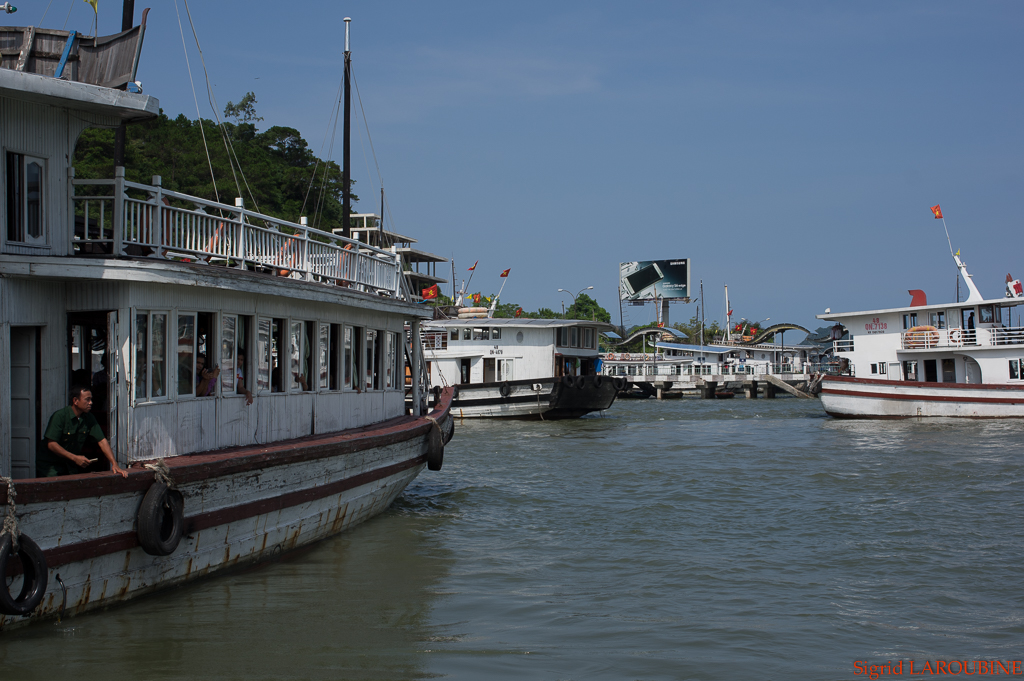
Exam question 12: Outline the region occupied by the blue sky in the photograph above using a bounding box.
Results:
[47,1,1024,331]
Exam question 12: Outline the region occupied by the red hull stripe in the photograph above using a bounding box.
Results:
[42,455,426,569]
[822,387,1024,405]
[823,375,1024,393]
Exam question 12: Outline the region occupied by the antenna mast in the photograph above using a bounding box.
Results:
[342,17,352,239]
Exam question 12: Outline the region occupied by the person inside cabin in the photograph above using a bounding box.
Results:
[967,312,975,330]
[196,353,220,396]
[37,385,128,478]
[236,351,254,405]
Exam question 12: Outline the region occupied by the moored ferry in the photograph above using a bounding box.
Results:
[0,18,453,629]
[422,318,622,418]
[817,249,1024,418]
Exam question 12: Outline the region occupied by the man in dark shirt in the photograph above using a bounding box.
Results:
[37,385,128,478]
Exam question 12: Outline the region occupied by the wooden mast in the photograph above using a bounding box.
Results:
[342,17,352,239]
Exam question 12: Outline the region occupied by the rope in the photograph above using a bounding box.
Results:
[175,0,219,205]
[0,476,20,551]
[143,459,177,489]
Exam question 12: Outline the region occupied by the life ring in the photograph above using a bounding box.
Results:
[949,328,963,344]
[613,377,627,391]
[0,532,47,616]
[137,481,185,556]
[606,354,615,361]
[574,375,586,389]
[499,382,511,397]
[426,421,444,471]
[905,325,940,349]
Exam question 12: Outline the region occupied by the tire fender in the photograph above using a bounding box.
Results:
[137,482,185,556]
[574,375,586,389]
[0,532,48,616]
[426,421,444,471]
[499,382,511,398]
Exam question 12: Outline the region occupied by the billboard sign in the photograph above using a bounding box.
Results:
[619,259,690,301]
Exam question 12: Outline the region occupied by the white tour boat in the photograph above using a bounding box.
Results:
[817,250,1024,418]
[422,318,624,418]
[0,18,453,629]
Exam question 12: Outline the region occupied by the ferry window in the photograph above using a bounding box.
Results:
[383,332,396,389]
[318,323,330,390]
[221,315,237,392]
[557,328,568,347]
[329,324,342,390]
[5,152,46,246]
[370,327,382,387]
[134,311,168,400]
[930,311,946,329]
[1010,360,1020,380]
[870,364,878,374]
[902,313,917,330]
[980,306,994,324]
[584,328,594,349]
[256,318,271,393]
[473,327,488,341]
[270,318,286,392]
[570,327,579,348]
[903,360,918,381]
[450,329,458,342]
[176,314,195,396]
[394,332,404,390]
[462,328,471,341]
[497,358,514,381]
[290,321,313,391]
[491,328,501,340]
[879,362,887,375]
[346,326,363,391]
[196,312,216,397]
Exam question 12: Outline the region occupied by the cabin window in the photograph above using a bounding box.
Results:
[473,327,488,341]
[134,311,168,401]
[570,327,579,348]
[930,311,946,329]
[346,325,363,391]
[491,328,501,340]
[365,329,379,390]
[980,306,994,324]
[290,321,314,392]
[584,328,594,349]
[383,331,398,389]
[879,362,887,375]
[1010,359,1020,380]
[902,313,917,330]
[870,364,878,374]
[5,152,46,246]
[557,328,568,347]
[177,313,196,396]
[449,329,458,342]
[903,360,918,381]
[462,328,471,341]
[318,323,331,390]
[256,318,272,392]
[267,318,287,393]
[497,358,514,381]
[221,315,237,392]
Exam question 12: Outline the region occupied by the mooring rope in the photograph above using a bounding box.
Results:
[143,459,177,489]
[0,476,20,551]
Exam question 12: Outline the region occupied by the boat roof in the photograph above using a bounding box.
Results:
[817,296,1020,321]
[425,318,617,331]
[396,246,447,264]
[0,66,158,121]
[655,342,736,353]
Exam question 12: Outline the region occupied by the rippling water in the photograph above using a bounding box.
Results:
[2,398,1022,680]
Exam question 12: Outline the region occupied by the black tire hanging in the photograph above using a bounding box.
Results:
[136,482,185,556]
[426,422,444,471]
[594,375,604,388]
[561,375,574,388]
[499,382,511,398]
[0,532,48,616]
[574,375,586,389]
[613,377,627,391]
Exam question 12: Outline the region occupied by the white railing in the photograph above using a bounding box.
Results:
[833,339,855,352]
[900,326,1024,350]
[70,168,403,298]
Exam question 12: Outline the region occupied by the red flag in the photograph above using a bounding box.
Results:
[727,309,733,317]
[930,204,943,219]
[421,284,438,300]
[735,323,742,332]
[472,293,481,304]
[515,307,523,318]
[500,268,511,278]
[467,261,478,271]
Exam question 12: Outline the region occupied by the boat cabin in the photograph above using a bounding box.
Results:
[1,44,425,479]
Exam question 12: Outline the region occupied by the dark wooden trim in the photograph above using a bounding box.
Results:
[42,455,427,569]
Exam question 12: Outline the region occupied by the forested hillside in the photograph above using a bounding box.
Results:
[72,93,353,231]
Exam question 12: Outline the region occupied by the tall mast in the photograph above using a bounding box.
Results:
[342,17,352,239]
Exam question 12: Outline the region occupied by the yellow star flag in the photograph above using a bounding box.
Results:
[83,0,98,13]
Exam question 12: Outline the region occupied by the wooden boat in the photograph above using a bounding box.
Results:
[0,16,453,629]
[818,245,1024,418]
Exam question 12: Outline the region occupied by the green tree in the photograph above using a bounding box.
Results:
[224,92,264,125]
[565,293,611,322]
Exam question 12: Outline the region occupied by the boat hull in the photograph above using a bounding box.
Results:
[0,392,454,631]
[449,376,620,419]
[820,375,1024,418]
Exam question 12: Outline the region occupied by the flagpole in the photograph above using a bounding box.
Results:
[941,217,954,258]
[489,273,509,318]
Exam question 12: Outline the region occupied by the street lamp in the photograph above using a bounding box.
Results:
[558,286,593,319]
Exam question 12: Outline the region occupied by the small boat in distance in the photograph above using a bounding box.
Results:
[817,237,1024,418]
